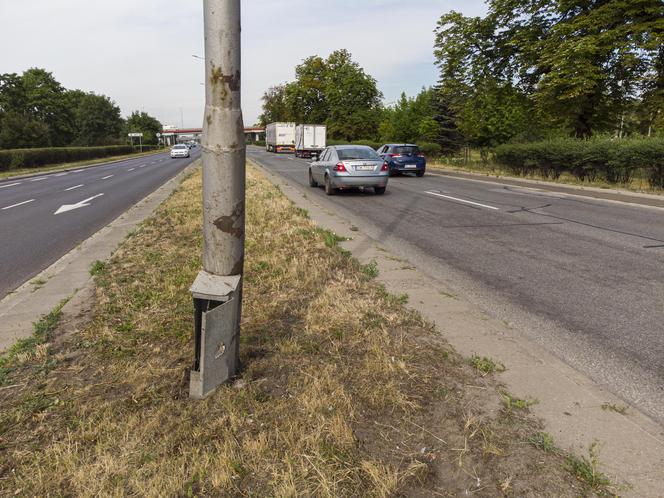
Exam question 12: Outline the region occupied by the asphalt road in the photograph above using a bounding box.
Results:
[0,150,200,298]
[248,146,664,423]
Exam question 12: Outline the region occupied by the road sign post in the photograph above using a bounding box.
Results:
[189,0,245,399]
[128,132,144,152]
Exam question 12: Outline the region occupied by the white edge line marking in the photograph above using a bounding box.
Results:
[65,184,84,191]
[2,199,35,210]
[71,169,85,173]
[425,191,500,210]
[128,168,135,171]
[30,177,47,182]
[53,172,68,177]
[101,175,114,180]
[0,182,21,189]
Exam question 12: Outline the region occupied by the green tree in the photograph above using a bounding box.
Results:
[284,56,329,124]
[70,92,124,146]
[323,49,383,140]
[379,88,452,146]
[259,50,383,141]
[124,110,162,145]
[460,82,529,157]
[258,84,291,126]
[434,0,664,140]
[20,68,75,146]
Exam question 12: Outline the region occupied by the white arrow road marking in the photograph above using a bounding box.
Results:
[54,193,104,215]
[0,182,21,189]
[65,184,84,191]
[101,175,114,180]
[128,168,135,171]
[2,199,35,210]
[425,191,500,211]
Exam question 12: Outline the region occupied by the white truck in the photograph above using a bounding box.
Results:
[294,124,327,159]
[266,122,296,153]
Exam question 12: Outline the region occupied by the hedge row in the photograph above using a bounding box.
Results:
[494,138,664,188]
[0,145,159,171]
[327,140,443,157]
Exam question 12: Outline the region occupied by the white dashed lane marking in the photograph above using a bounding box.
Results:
[2,199,35,210]
[424,191,500,211]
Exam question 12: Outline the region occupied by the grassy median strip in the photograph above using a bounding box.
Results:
[0,165,614,496]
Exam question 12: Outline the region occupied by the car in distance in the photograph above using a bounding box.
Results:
[308,145,389,195]
[170,144,190,158]
[377,144,426,177]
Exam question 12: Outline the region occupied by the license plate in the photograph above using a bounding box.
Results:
[404,164,417,169]
[356,165,374,171]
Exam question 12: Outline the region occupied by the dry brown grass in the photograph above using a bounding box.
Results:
[0,165,611,497]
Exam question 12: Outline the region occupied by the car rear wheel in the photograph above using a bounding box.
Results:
[309,169,318,187]
[324,175,336,195]
[374,186,386,195]
[416,170,425,177]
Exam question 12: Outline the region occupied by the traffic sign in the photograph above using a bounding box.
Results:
[128,132,144,137]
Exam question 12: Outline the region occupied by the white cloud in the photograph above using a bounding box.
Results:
[0,0,486,127]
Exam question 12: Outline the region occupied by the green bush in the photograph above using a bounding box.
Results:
[0,145,158,171]
[494,138,664,188]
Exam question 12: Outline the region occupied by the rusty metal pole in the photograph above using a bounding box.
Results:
[189,0,245,399]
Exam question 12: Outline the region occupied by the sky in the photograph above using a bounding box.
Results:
[0,0,487,129]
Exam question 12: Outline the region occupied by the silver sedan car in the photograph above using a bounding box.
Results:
[308,145,389,195]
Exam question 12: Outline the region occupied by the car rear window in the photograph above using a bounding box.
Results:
[337,148,380,160]
[393,146,420,155]
[173,145,187,149]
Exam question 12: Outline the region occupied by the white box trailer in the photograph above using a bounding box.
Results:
[266,122,296,153]
[294,124,327,158]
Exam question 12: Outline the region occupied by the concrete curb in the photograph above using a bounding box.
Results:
[249,157,664,498]
[0,160,200,352]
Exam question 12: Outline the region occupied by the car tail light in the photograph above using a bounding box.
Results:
[333,162,347,172]
[381,162,389,171]
[417,153,425,158]
[387,153,401,158]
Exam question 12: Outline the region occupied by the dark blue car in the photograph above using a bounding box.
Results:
[377,144,426,177]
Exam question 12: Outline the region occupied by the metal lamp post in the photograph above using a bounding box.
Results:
[189,0,245,399]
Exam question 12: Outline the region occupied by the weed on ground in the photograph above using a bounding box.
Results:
[0,166,613,496]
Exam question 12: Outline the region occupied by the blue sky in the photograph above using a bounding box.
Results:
[0,0,487,128]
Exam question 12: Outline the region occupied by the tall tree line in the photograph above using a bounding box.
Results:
[434,0,664,148]
[0,68,162,149]
[261,2,662,153]
[260,50,442,145]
